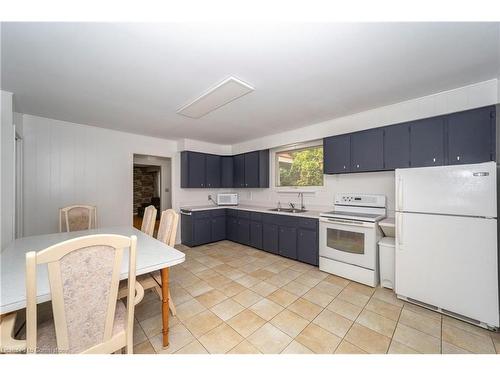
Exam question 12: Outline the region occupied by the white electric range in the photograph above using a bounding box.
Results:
[319,193,386,287]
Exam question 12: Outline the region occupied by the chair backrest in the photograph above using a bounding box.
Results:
[157,209,179,247]
[59,205,97,232]
[25,234,137,354]
[141,205,157,236]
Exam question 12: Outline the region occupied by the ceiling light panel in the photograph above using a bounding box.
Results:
[177,77,254,119]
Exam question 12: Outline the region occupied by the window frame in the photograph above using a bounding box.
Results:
[272,140,324,191]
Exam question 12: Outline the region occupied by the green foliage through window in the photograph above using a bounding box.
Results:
[276,145,324,187]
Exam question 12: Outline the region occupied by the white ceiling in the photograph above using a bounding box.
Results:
[1,22,499,144]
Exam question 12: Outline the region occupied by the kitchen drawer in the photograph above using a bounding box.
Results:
[237,210,251,219]
[262,213,280,224]
[250,212,263,221]
[298,217,318,230]
[211,209,226,217]
[192,211,211,219]
[273,214,298,227]
[227,209,238,217]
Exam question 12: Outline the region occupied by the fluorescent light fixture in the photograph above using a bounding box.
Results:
[177,76,254,119]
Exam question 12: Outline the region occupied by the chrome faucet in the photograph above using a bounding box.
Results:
[298,192,305,210]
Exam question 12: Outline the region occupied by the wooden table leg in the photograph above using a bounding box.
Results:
[160,268,170,348]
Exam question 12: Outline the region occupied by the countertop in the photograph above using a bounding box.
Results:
[180,204,322,219]
[379,217,395,226]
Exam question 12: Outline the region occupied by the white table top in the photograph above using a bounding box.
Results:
[0,226,185,314]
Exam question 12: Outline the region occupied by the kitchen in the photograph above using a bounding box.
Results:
[1,16,499,365]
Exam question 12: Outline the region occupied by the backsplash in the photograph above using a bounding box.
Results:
[235,171,396,216]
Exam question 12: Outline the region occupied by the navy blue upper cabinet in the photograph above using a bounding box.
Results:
[409,117,445,168]
[447,106,495,165]
[384,123,410,169]
[181,149,269,188]
[322,106,495,174]
[323,134,350,174]
[234,150,269,188]
[233,154,245,188]
[205,154,221,188]
[221,156,234,188]
[181,151,206,188]
[244,151,260,188]
[350,128,384,172]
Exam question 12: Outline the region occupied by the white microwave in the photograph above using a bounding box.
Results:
[217,193,238,206]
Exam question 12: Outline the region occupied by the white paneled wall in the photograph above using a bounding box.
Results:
[22,115,178,236]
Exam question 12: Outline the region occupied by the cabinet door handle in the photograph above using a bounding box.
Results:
[432,157,436,163]
[356,164,360,168]
[456,156,460,161]
[343,165,346,169]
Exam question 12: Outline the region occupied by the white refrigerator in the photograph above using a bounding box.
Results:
[395,161,499,328]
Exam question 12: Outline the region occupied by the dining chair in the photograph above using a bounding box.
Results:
[59,205,97,232]
[137,209,179,315]
[140,205,157,236]
[20,234,143,354]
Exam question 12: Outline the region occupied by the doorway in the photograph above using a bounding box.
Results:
[133,154,172,234]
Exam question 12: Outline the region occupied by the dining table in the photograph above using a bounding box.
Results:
[0,226,185,350]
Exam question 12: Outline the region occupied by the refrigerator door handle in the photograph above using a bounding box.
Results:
[397,176,403,211]
[397,213,403,247]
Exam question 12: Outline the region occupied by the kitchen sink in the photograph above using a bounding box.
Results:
[268,208,308,213]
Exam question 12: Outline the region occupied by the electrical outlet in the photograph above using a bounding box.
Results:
[208,194,212,201]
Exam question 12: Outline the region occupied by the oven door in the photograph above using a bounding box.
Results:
[319,217,377,270]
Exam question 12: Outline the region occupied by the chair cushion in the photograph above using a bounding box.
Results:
[36,300,127,354]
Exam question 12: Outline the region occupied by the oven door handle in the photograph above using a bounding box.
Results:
[321,218,368,226]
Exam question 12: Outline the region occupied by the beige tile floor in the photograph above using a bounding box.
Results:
[131,240,500,354]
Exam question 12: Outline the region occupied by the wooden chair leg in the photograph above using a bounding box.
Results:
[153,285,162,299]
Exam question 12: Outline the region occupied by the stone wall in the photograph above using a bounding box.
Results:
[133,166,158,214]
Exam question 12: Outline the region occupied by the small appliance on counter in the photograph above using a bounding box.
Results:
[319,193,386,287]
[217,193,238,206]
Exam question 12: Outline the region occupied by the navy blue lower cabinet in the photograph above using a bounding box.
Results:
[180,209,320,267]
[237,218,250,245]
[211,215,226,242]
[297,228,318,266]
[227,216,238,242]
[193,217,211,246]
[180,211,194,246]
[262,223,279,254]
[250,221,263,249]
[278,226,297,259]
